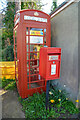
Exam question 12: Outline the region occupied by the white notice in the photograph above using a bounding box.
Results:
[51,64,56,75]
[30,36,43,44]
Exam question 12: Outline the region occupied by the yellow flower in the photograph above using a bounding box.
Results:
[58,99,61,101]
[76,100,79,103]
[59,90,61,93]
[49,91,53,95]
[50,100,55,103]
[66,98,68,100]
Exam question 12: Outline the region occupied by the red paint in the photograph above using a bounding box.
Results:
[39,47,61,80]
[13,9,51,98]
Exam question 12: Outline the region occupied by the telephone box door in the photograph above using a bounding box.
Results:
[25,26,47,90]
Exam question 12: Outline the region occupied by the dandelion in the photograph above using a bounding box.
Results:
[76,99,79,103]
[59,90,61,93]
[58,99,61,101]
[66,98,68,100]
[49,91,53,95]
[50,100,55,103]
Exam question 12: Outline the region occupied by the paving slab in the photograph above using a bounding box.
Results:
[0,89,25,118]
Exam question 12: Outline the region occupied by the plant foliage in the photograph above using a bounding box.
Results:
[51,0,57,11]
[2,45,14,61]
[21,0,42,10]
[2,1,43,61]
[1,2,15,61]
[18,88,79,118]
[1,77,16,90]
[2,2,15,46]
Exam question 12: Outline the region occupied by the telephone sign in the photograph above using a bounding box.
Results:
[24,15,47,22]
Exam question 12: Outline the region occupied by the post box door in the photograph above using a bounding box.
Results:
[50,61,59,77]
[47,55,60,79]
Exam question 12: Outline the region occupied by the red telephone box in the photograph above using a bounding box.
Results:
[13,9,51,98]
[39,47,61,80]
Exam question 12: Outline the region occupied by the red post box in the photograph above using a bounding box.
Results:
[39,47,61,80]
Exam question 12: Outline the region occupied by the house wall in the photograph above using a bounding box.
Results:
[51,2,79,105]
[78,2,80,107]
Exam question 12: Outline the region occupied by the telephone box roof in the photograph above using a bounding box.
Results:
[16,9,50,17]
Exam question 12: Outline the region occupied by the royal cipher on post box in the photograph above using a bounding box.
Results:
[39,47,61,80]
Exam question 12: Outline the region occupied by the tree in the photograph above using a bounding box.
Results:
[21,0,42,10]
[2,2,15,61]
[2,0,43,49]
[2,0,44,61]
[51,0,57,11]
[15,0,21,13]
[2,2,15,46]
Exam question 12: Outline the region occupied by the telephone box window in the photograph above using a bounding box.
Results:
[44,29,46,36]
[26,45,29,52]
[27,61,29,68]
[26,27,45,88]
[14,29,18,81]
[44,37,46,44]
[30,28,43,36]
[44,29,46,44]
[30,45,34,52]
[26,36,28,43]
[26,27,28,35]
[27,53,29,60]
[30,82,45,88]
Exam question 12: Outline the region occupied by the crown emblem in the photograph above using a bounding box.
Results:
[34,12,39,16]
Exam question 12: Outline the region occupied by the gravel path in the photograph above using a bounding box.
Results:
[0,89,25,118]
[0,89,80,119]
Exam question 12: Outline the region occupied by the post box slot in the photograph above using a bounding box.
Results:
[48,53,61,55]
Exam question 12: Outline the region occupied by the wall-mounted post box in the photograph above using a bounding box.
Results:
[39,47,61,80]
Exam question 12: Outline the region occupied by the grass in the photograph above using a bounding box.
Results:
[1,78,79,118]
[1,77,16,90]
[18,88,79,118]
[48,84,79,117]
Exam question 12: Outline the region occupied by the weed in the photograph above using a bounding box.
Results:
[62,101,79,114]
[4,81,16,90]
[18,90,79,118]
[2,77,16,90]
